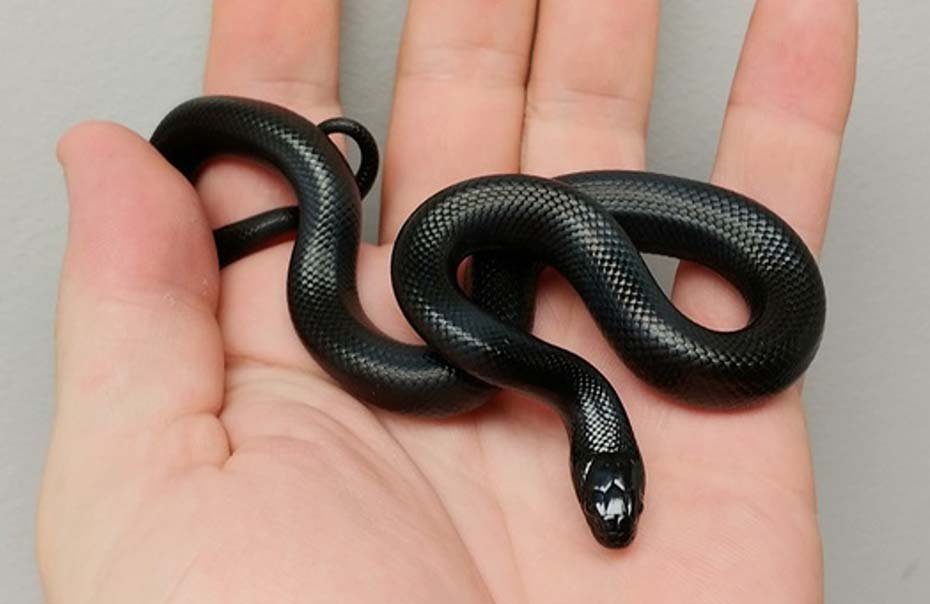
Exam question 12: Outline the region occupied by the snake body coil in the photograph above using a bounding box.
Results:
[152,96,826,548]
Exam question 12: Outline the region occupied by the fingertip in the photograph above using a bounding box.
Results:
[57,120,142,170]
[733,0,859,134]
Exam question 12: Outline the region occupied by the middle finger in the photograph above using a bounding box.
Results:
[522,0,660,175]
[378,0,538,243]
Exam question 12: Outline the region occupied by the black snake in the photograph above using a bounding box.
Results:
[151,96,825,548]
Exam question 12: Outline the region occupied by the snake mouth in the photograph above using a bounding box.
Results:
[591,509,639,549]
[578,452,645,548]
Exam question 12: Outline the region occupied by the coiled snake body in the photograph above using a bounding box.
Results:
[152,96,825,548]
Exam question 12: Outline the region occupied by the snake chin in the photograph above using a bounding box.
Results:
[578,452,645,548]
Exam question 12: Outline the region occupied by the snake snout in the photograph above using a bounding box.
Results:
[579,452,645,548]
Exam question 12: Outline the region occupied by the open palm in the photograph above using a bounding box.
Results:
[39,1,857,602]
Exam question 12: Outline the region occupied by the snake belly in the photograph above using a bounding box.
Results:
[151,96,826,549]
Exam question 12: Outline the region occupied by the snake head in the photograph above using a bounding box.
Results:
[576,452,645,548]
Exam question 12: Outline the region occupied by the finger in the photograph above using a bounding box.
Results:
[638,3,855,587]
[205,0,341,117]
[200,0,342,228]
[673,0,858,329]
[517,0,661,434]
[378,0,537,242]
[522,0,660,175]
[52,122,227,469]
[197,0,345,370]
[517,0,660,421]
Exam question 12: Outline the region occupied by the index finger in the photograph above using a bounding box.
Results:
[198,0,347,371]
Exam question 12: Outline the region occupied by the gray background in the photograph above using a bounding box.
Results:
[1,1,927,602]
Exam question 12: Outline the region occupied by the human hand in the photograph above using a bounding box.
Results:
[39,1,857,602]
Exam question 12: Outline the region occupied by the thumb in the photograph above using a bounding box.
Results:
[51,121,227,476]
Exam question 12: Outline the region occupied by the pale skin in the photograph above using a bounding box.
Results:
[38,1,858,602]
